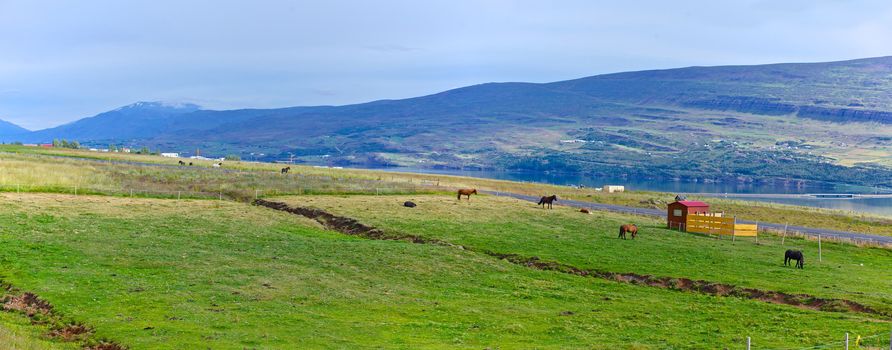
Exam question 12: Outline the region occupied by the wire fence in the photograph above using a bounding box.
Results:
[750,330,892,350]
[759,225,892,249]
[0,182,444,202]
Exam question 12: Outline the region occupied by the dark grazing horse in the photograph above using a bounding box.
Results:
[281,167,291,174]
[178,160,185,165]
[618,224,638,240]
[538,195,558,209]
[457,188,477,200]
[784,249,804,269]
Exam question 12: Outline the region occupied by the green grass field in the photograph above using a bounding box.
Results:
[0,311,76,350]
[0,193,889,349]
[284,195,892,314]
[4,144,892,238]
[1,147,891,348]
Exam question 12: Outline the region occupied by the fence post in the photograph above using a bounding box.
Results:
[782,223,787,245]
[746,336,751,350]
[130,189,133,198]
[178,191,181,200]
[845,332,849,350]
[732,216,736,242]
[255,189,259,200]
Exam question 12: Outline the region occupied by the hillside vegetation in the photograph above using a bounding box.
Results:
[284,195,892,314]
[0,193,889,349]
[3,145,892,237]
[7,57,892,186]
[0,151,890,348]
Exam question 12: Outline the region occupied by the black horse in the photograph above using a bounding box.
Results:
[178,160,185,165]
[538,195,558,209]
[281,167,291,174]
[784,249,804,269]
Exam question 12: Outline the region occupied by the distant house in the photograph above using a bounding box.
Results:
[602,185,625,193]
[39,144,53,148]
[667,200,710,230]
[121,148,132,153]
[160,153,180,158]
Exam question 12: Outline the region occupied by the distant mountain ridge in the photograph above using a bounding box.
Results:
[23,101,202,142]
[8,56,892,186]
[0,119,29,138]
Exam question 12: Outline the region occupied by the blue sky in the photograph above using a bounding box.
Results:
[2,0,892,129]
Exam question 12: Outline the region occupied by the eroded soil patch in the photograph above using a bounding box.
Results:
[255,199,888,318]
[1,281,127,348]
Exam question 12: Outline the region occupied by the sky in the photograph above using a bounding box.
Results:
[2,0,892,130]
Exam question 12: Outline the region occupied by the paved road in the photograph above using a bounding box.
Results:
[486,191,892,246]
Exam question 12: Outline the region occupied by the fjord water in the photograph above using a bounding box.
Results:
[383,167,892,216]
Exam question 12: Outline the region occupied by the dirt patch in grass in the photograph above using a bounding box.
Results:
[255,199,888,318]
[486,253,884,316]
[1,281,127,349]
[254,199,459,246]
[84,342,128,350]
[3,292,53,317]
[49,323,92,342]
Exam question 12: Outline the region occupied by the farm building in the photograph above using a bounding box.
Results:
[161,152,180,158]
[667,200,710,230]
[602,185,625,193]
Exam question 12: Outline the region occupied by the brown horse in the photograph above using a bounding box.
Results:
[580,208,591,214]
[618,224,638,240]
[538,195,558,209]
[457,188,477,200]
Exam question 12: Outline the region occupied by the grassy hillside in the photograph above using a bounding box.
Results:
[0,151,890,348]
[0,312,76,350]
[0,193,888,349]
[4,145,892,238]
[284,195,892,314]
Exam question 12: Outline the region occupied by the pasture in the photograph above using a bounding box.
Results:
[5,144,892,237]
[0,193,888,349]
[0,149,891,348]
[282,195,892,315]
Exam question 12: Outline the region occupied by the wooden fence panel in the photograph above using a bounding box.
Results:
[733,224,758,237]
[686,214,758,237]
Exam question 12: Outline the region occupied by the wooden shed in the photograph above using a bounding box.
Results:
[667,200,710,230]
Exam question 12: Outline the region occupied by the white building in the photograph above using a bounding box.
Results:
[602,185,625,193]
[160,153,180,158]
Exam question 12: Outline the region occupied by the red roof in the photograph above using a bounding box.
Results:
[672,200,709,207]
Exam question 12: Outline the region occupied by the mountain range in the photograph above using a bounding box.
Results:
[7,56,892,187]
